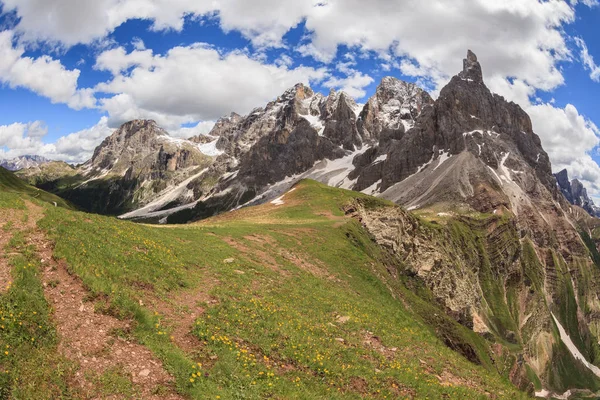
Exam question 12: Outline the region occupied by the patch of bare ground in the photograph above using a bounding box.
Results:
[0,217,16,294]
[277,249,335,279]
[316,210,349,228]
[224,234,338,281]
[144,279,219,354]
[362,331,398,359]
[222,236,288,276]
[0,202,43,293]
[436,370,480,391]
[21,202,183,399]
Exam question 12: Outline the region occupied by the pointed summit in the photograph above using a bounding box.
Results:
[458,50,483,82]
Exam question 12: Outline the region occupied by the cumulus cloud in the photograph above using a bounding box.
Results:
[323,70,374,98]
[94,44,328,128]
[94,47,154,76]
[0,30,94,109]
[0,117,112,163]
[170,121,216,139]
[526,104,600,194]
[1,0,215,46]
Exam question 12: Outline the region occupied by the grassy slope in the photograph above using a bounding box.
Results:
[0,179,79,398]
[0,167,70,209]
[0,178,528,398]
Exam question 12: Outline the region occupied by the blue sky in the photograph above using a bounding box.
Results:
[1,0,600,197]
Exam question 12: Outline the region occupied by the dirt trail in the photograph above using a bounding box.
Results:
[20,201,184,399]
[145,280,218,354]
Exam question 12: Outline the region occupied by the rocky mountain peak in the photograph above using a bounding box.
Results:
[554,168,600,217]
[459,49,483,82]
[91,119,165,165]
[87,118,210,181]
[280,83,314,103]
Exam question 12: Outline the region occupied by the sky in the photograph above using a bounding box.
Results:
[1,0,600,198]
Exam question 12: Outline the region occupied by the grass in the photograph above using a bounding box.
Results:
[0,221,78,399]
[32,180,527,399]
[0,167,70,209]
[8,173,599,397]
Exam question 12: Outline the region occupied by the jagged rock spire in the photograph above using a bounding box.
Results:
[459,50,483,82]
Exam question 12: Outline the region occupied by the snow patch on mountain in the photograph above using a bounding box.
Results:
[301,114,325,135]
[362,179,382,196]
[552,313,600,377]
[198,139,224,156]
[119,167,208,220]
[433,151,451,171]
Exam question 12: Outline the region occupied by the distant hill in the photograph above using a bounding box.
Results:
[0,166,70,208]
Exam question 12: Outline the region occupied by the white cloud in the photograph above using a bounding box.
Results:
[1,0,215,46]
[571,0,600,7]
[170,121,216,139]
[323,70,374,98]
[527,103,600,197]
[0,117,112,163]
[0,30,94,109]
[131,37,145,50]
[52,117,113,161]
[575,37,600,82]
[0,121,47,149]
[94,47,154,75]
[94,44,328,127]
[274,54,294,68]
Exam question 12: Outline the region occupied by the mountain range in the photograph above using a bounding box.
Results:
[10,50,600,398]
[0,155,49,171]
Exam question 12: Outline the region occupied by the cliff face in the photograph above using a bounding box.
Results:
[352,193,600,397]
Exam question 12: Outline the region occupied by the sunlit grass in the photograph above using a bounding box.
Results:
[30,180,527,399]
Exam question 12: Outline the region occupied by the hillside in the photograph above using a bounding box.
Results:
[0,166,70,209]
[0,178,535,399]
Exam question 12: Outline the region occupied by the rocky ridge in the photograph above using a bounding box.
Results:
[555,168,600,217]
[0,155,49,171]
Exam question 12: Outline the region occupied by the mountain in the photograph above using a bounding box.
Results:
[0,155,49,171]
[10,50,600,398]
[555,168,600,217]
[21,119,216,215]
[16,161,77,186]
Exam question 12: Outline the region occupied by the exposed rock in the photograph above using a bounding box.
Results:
[554,168,600,217]
[0,155,50,171]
